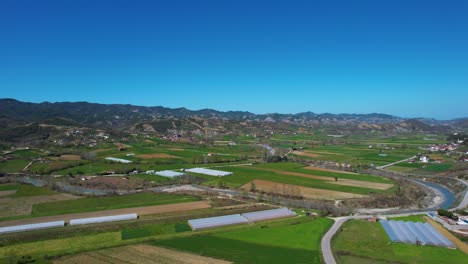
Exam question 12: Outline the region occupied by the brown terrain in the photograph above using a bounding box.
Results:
[59,155,82,161]
[241,180,367,200]
[0,200,211,227]
[54,244,232,264]
[0,190,17,197]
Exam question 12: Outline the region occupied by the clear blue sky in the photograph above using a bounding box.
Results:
[1,0,467,119]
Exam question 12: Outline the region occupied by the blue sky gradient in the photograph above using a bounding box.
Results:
[1,0,467,119]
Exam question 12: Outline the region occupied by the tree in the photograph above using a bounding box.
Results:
[250,181,256,192]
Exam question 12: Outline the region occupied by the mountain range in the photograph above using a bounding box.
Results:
[0,98,466,145]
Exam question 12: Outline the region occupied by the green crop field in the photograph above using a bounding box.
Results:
[196,163,394,195]
[121,222,191,240]
[0,159,29,173]
[12,184,56,197]
[31,192,199,217]
[0,184,20,191]
[332,219,466,264]
[155,217,333,264]
[256,162,393,183]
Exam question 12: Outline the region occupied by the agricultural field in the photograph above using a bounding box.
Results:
[0,188,201,223]
[332,219,467,264]
[0,204,289,263]
[32,192,198,216]
[1,141,257,176]
[192,162,395,199]
[55,244,232,264]
[0,184,79,219]
[290,143,419,167]
[155,217,333,264]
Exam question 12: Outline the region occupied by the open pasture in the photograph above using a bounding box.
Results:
[155,217,333,264]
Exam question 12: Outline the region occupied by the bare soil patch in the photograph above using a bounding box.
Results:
[242,180,366,200]
[114,143,132,149]
[0,201,211,227]
[54,244,232,264]
[136,153,180,159]
[0,190,16,197]
[328,180,393,190]
[59,155,81,161]
[169,148,185,151]
[304,151,344,156]
[0,194,80,219]
[291,151,320,158]
[304,166,358,175]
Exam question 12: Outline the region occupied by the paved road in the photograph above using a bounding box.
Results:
[377,155,416,169]
[450,178,468,211]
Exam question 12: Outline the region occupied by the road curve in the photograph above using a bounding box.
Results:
[321,212,432,264]
[321,215,371,264]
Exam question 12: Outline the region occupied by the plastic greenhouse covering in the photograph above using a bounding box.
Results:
[188,214,248,230]
[0,221,65,234]
[242,207,296,222]
[380,220,455,248]
[69,213,137,226]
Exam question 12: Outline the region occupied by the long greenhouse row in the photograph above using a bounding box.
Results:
[188,207,296,230]
[380,220,455,248]
[0,213,138,234]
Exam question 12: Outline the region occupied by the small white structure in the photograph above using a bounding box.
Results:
[155,170,185,178]
[105,157,132,163]
[69,213,137,226]
[185,168,232,177]
[420,156,429,163]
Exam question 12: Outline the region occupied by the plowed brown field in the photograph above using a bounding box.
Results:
[54,244,232,264]
[241,180,366,200]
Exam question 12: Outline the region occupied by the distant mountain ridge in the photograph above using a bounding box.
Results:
[0,98,465,145]
[0,98,408,124]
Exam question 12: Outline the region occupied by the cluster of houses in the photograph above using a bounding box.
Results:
[1,155,13,161]
[422,143,460,152]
